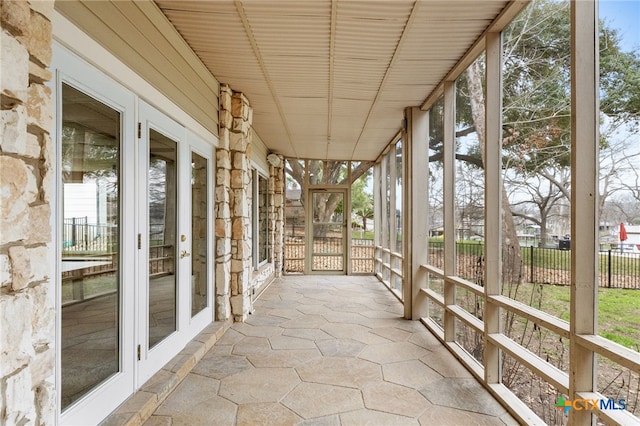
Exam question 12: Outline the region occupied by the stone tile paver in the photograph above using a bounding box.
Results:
[296,357,381,388]
[154,374,221,415]
[246,348,321,368]
[219,367,300,404]
[139,276,516,425]
[244,313,289,327]
[382,359,442,389]
[191,354,252,379]
[157,396,236,426]
[281,314,329,329]
[282,382,364,419]
[269,334,318,350]
[421,347,474,378]
[282,328,333,341]
[418,405,507,425]
[232,322,283,337]
[320,322,390,344]
[359,341,430,364]
[142,415,172,426]
[363,381,431,417]
[419,378,508,417]
[236,403,302,425]
[370,326,412,342]
[316,338,365,357]
[297,414,341,426]
[263,308,303,319]
[230,336,271,356]
[216,328,245,346]
[297,304,334,315]
[340,409,419,425]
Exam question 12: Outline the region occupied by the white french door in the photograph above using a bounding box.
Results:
[56,45,215,425]
[57,46,136,426]
[137,102,214,384]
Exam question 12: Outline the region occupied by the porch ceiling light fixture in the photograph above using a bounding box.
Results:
[267,153,282,167]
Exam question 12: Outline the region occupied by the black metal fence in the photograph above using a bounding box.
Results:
[429,241,640,289]
[63,217,115,253]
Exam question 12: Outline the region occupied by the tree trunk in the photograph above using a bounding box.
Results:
[540,215,548,247]
[466,62,523,287]
[285,160,375,239]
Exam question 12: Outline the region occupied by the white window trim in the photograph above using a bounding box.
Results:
[252,168,270,270]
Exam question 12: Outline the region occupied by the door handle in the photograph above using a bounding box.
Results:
[180,250,191,259]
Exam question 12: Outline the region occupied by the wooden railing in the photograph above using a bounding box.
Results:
[418,263,640,425]
[374,245,403,301]
[284,238,375,273]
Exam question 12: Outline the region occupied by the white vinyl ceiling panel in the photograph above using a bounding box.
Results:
[155,0,514,161]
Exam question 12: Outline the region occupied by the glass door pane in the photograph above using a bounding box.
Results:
[148,130,177,348]
[311,190,346,272]
[61,83,121,409]
[191,152,208,317]
[258,175,269,264]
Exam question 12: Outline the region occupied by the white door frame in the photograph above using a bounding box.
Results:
[54,45,137,426]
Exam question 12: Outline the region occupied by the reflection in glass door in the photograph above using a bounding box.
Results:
[147,130,178,348]
[60,83,121,409]
[138,101,191,385]
[310,189,346,273]
[191,151,208,317]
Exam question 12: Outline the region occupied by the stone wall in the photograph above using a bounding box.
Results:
[1,0,55,423]
[269,156,285,277]
[215,84,285,321]
[216,84,254,322]
[215,85,233,321]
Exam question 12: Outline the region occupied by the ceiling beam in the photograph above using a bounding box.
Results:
[234,0,299,158]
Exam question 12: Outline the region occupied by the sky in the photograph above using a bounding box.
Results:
[599,0,640,53]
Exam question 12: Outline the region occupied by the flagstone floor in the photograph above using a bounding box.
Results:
[142,275,518,425]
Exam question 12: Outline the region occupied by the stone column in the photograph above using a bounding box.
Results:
[1,0,55,423]
[269,156,285,277]
[229,91,253,321]
[216,84,253,322]
[215,84,233,321]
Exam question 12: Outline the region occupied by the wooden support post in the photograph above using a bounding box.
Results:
[484,31,503,385]
[443,80,456,342]
[569,1,599,424]
[405,107,429,320]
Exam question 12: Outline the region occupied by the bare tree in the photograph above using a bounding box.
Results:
[599,120,640,218]
[285,160,375,237]
[507,168,570,245]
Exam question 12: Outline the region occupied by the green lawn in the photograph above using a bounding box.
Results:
[509,283,640,350]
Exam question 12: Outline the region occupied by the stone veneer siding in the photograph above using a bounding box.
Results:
[215,84,285,322]
[1,0,56,423]
[216,84,254,322]
[269,155,285,277]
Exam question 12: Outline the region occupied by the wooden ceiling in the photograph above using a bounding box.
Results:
[155,0,513,161]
